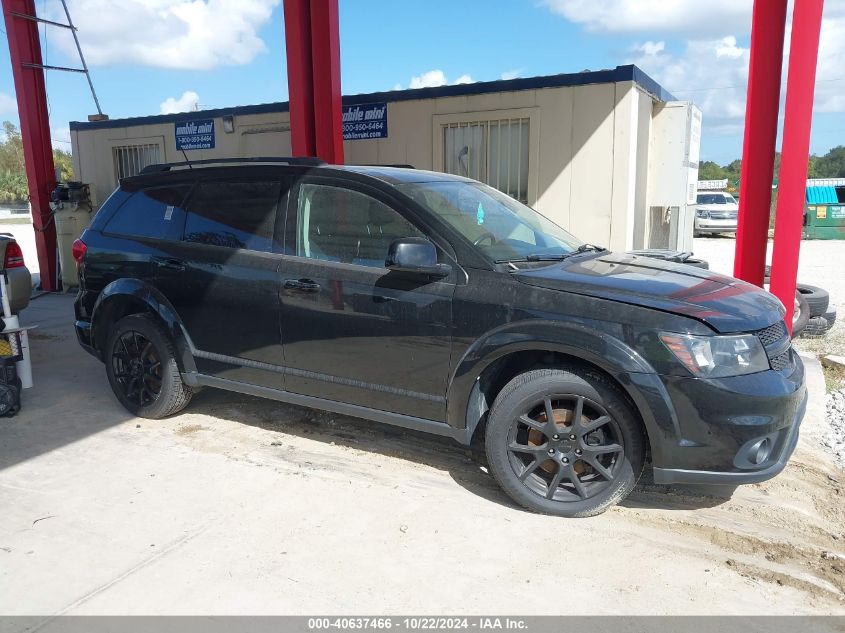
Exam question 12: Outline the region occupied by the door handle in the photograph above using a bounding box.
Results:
[284,278,321,292]
[154,257,186,272]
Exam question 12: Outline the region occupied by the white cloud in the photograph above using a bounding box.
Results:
[629,36,750,125]
[160,91,200,114]
[626,4,845,139]
[409,70,447,89]
[395,70,475,90]
[814,15,845,112]
[500,69,523,80]
[542,0,752,36]
[47,0,279,70]
[52,126,72,147]
[0,92,17,116]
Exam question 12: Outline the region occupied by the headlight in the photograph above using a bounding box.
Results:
[696,209,710,218]
[659,333,769,377]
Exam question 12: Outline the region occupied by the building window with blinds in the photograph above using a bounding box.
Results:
[113,144,161,182]
[442,118,530,203]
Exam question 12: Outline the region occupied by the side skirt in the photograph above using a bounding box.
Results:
[192,374,470,444]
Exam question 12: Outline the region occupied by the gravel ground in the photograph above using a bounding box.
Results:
[825,390,845,468]
[692,236,845,469]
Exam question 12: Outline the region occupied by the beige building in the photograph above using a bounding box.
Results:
[70,65,700,252]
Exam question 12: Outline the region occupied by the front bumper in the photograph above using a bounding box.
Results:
[695,218,738,233]
[653,389,806,484]
[643,351,806,486]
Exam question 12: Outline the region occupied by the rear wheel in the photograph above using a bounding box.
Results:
[105,314,192,419]
[485,368,645,517]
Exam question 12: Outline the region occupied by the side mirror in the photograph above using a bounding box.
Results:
[386,237,451,278]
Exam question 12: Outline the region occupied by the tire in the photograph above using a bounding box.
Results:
[484,367,645,518]
[823,308,837,327]
[105,313,192,419]
[801,315,832,338]
[796,283,830,318]
[792,291,810,339]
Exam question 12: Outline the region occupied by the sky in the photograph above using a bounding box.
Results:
[0,0,843,166]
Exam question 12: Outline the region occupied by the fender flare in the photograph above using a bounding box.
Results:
[91,278,197,375]
[446,319,679,453]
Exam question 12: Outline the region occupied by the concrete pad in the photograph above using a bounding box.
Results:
[0,294,843,616]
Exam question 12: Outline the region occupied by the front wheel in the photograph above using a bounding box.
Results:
[105,314,192,419]
[485,368,645,517]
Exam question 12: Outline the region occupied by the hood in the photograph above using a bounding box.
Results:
[515,252,785,333]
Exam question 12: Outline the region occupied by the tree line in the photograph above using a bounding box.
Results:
[0,121,73,204]
[699,146,845,189]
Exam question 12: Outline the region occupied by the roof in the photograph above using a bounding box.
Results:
[120,162,473,188]
[806,186,840,204]
[69,64,674,132]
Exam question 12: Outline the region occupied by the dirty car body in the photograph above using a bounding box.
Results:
[73,162,806,517]
[0,234,31,314]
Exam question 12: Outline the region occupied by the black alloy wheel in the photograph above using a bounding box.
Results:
[111,330,163,407]
[507,394,624,502]
[485,368,645,517]
[105,314,193,419]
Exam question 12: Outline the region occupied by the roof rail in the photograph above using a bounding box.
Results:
[139,156,327,174]
[355,163,415,169]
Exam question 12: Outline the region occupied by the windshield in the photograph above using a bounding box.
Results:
[397,181,582,262]
[697,193,737,205]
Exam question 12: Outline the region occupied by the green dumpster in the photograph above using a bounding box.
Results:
[804,185,845,239]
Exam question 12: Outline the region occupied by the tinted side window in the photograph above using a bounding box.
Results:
[297,183,423,267]
[183,180,283,252]
[103,186,190,240]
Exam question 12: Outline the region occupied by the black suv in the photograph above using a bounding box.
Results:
[74,158,806,517]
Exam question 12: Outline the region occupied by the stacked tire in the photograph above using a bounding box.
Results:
[763,267,833,339]
[796,284,835,338]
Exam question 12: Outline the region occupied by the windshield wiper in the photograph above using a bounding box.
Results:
[495,244,608,265]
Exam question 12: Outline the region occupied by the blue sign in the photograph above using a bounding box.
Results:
[342,102,388,140]
[175,119,215,151]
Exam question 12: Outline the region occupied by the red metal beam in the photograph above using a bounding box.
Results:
[733,0,787,287]
[3,0,58,291]
[284,0,316,157]
[283,0,343,163]
[770,0,825,334]
[309,0,343,164]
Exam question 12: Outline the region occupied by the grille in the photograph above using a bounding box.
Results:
[770,351,791,372]
[755,321,792,372]
[709,211,738,220]
[757,321,788,347]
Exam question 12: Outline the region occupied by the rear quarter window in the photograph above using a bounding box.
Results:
[182,180,284,252]
[103,186,191,240]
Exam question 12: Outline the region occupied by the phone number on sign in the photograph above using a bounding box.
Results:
[308,618,481,630]
[343,122,385,133]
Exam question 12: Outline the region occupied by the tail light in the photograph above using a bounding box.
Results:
[3,241,24,269]
[72,239,87,266]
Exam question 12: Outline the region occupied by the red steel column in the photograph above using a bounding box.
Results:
[309,0,344,164]
[3,0,58,291]
[770,0,825,334]
[284,0,316,157]
[733,0,787,287]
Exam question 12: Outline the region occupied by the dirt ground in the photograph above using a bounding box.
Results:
[1,284,844,615]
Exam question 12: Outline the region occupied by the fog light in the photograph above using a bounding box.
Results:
[748,438,772,465]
